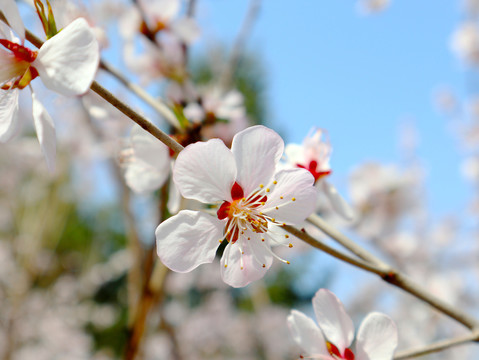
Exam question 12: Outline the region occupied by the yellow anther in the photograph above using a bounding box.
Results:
[273,180,277,184]
[261,238,265,242]
[285,234,289,239]
[242,251,245,254]
[292,197,296,201]
[282,223,286,226]
[280,196,283,199]
[266,188,270,192]
[248,237,251,240]
[241,266,244,270]
[271,218,276,222]
[259,184,264,188]
[286,261,290,265]
[262,264,266,268]
[289,243,293,248]
[224,264,228,268]
[275,206,279,210]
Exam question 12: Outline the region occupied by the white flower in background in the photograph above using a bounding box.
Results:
[288,288,398,360]
[183,87,249,144]
[358,0,390,14]
[0,0,99,171]
[284,128,354,220]
[123,125,171,194]
[451,22,479,65]
[349,163,422,238]
[119,0,199,45]
[156,125,317,287]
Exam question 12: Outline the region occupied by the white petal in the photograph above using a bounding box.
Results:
[1,0,25,42]
[355,313,398,360]
[35,18,99,96]
[0,89,19,142]
[130,125,171,170]
[220,236,273,288]
[313,289,355,353]
[125,161,168,194]
[231,125,284,196]
[263,168,317,224]
[321,181,355,221]
[32,92,56,172]
[284,143,305,165]
[166,177,181,214]
[287,310,330,357]
[171,18,200,44]
[173,138,236,203]
[156,210,224,273]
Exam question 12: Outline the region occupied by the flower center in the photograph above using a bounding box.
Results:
[0,40,39,89]
[217,182,268,243]
[327,342,355,360]
[297,160,332,182]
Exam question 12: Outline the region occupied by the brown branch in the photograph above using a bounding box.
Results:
[300,217,479,330]
[394,330,479,359]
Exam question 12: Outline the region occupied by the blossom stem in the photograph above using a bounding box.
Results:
[219,0,261,90]
[99,60,181,130]
[282,225,386,275]
[393,330,479,359]
[303,216,479,330]
[90,81,184,154]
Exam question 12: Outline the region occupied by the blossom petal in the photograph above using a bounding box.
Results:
[125,161,168,194]
[0,89,19,142]
[171,18,200,44]
[35,18,99,96]
[263,168,317,224]
[284,143,304,165]
[313,289,354,353]
[287,310,330,357]
[1,0,24,42]
[231,125,284,196]
[355,312,398,360]
[130,125,170,169]
[173,138,236,203]
[32,92,56,172]
[320,180,355,221]
[156,210,224,272]
[220,235,273,287]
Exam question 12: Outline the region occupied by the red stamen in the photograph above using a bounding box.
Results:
[231,182,244,200]
[297,160,332,182]
[344,348,355,360]
[217,201,231,220]
[327,342,341,357]
[0,40,38,62]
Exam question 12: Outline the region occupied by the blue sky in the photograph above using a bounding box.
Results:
[195,0,470,218]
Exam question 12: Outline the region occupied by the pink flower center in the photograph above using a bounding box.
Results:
[297,160,331,182]
[327,342,355,360]
[217,182,268,243]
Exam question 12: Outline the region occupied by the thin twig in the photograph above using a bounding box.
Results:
[394,330,479,359]
[301,217,479,330]
[220,0,261,89]
[282,225,386,275]
[100,60,181,130]
[90,81,184,154]
[308,213,388,266]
